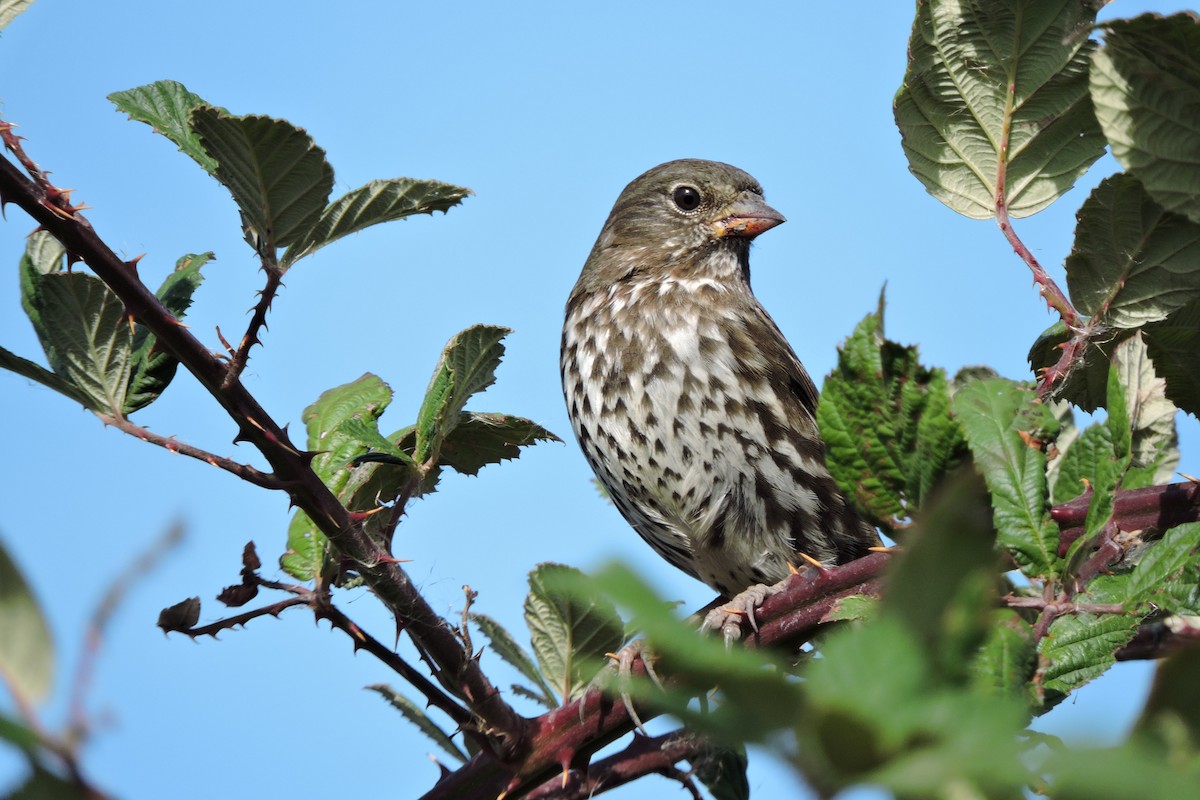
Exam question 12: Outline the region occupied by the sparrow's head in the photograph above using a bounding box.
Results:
[575,159,786,292]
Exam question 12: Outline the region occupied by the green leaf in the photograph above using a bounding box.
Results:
[969,610,1036,700]
[819,305,962,526]
[952,379,1060,577]
[1065,174,1200,328]
[33,272,132,413]
[691,742,750,800]
[282,374,394,580]
[414,325,511,466]
[19,231,67,371]
[0,537,54,703]
[1039,600,1140,707]
[365,684,467,763]
[1144,297,1200,416]
[1091,13,1200,224]
[0,711,38,753]
[822,594,880,624]
[882,471,998,683]
[1114,333,1179,488]
[1052,423,1113,505]
[0,0,34,32]
[1126,523,1200,608]
[894,0,1105,219]
[280,178,473,269]
[470,613,558,708]
[124,252,210,414]
[190,107,334,254]
[1050,740,1200,800]
[523,563,624,703]
[107,80,219,173]
[438,412,560,476]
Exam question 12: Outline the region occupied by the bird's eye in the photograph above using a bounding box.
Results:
[672,185,702,212]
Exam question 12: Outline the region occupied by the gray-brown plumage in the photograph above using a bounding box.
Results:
[561,159,877,605]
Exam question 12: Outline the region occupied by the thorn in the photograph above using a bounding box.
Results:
[867,545,895,553]
[127,253,146,273]
[347,506,388,522]
[373,554,412,565]
[1180,473,1200,484]
[796,551,828,572]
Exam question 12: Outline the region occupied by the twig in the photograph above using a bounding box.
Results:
[222,262,282,388]
[96,412,284,490]
[0,144,527,755]
[420,553,893,800]
[181,596,309,637]
[525,731,708,800]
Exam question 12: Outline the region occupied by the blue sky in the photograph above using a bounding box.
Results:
[1,2,1195,797]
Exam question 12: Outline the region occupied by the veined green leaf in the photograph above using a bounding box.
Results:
[1113,334,1179,488]
[190,107,334,254]
[523,563,624,703]
[969,610,1036,700]
[124,252,210,414]
[414,325,511,466]
[280,178,472,269]
[952,379,1060,577]
[108,80,219,174]
[438,412,559,476]
[282,374,393,580]
[1126,523,1200,608]
[895,0,1105,219]
[34,272,132,414]
[1065,174,1200,328]
[0,537,54,704]
[1144,298,1200,416]
[1091,13,1200,224]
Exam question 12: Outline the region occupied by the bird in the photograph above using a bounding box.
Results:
[560,159,879,638]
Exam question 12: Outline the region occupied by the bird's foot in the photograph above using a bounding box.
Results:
[701,565,827,647]
[701,583,780,647]
[603,640,664,734]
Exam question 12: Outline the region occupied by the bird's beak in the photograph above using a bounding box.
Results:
[708,192,786,239]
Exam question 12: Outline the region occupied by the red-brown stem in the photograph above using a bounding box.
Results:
[0,146,527,755]
[223,263,282,389]
[420,553,893,800]
[96,412,284,490]
[992,72,1083,398]
[524,731,707,800]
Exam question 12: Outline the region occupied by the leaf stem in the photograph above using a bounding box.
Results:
[222,260,282,389]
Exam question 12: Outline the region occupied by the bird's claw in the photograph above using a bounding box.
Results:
[604,640,661,734]
[701,579,795,647]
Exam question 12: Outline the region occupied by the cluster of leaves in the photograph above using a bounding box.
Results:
[282,325,558,582]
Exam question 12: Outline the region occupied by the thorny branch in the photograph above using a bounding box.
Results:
[0,136,527,756]
[991,77,1087,400]
[222,259,282,389]
[525,731,710,800]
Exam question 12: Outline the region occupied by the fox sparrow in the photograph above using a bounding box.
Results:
[561,159,878,632]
